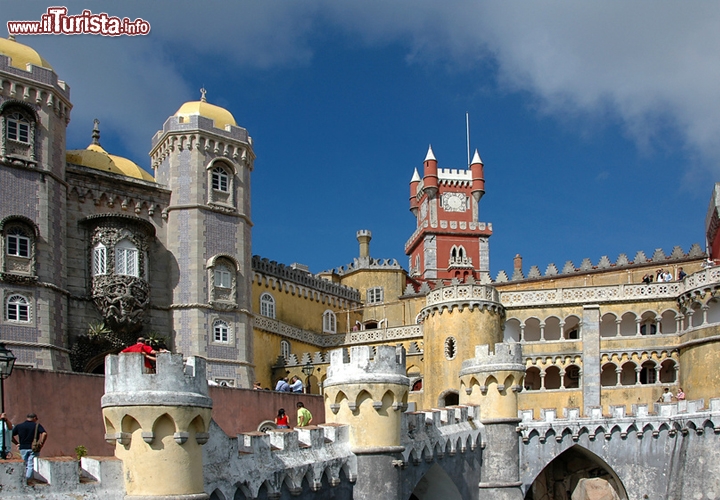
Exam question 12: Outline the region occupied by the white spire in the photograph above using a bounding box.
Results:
[424,144,436,162]
[410,168,421,182]
[471,149,483,165]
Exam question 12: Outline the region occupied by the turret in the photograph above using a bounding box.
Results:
[101,353,212,499]
[357,229,372,259]
[470,149,485,202]
[459,343,525,500]
[409,168,420,216]
[422,145,438,198]
[323,345,409,452]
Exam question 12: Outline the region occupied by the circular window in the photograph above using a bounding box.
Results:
[444,336,457,360]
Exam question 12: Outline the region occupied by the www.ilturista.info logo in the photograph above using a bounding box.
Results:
[7,7,150,36]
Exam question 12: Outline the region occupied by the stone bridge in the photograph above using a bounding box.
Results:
[518,399,720,500]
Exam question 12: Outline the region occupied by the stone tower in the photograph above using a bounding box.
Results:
[102,352,212,499]
[460,343,525,500]
[0,36,72,369]
[150,91,255,387]
[406,146,491,281]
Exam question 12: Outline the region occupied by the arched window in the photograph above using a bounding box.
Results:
[6,111,31,144]
[6,294,30,322]
[214,264,231,289]
[6,227,30,257]
[115,239,139,277]
[323,310,337,333]
[260,293,276,318]
[211,167,229,192]
[280,340,290,358]
[92,242,107,276]
[213,320,230,343]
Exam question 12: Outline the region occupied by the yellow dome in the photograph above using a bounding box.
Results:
[0,36,53,70]
[67,144,155,182]
[175,100,237,130]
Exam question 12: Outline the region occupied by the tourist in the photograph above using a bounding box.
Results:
[676,387,686,401]
[275,377,290,392]
[121,337,158,373]
[663,270,673,282]
[296,402,312,427]
[677,267,687,280]
[289,376,303,393]
[0,412,12,459]
[642,273,653,284]
[275,408,289,429]
[657,388,673,403]
[11,413,47,484]
[656,269,665,282]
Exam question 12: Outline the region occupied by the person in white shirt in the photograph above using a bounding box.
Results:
[289,376,303,393]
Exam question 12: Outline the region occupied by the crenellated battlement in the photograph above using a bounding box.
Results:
[102,353,212,409]
[460,343,525,380]
[400,405,483,466]
[204,422,357,499]
[518,398,720,444]
[324,345,408,388]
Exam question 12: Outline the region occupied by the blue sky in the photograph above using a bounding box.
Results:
[4,2,718,277]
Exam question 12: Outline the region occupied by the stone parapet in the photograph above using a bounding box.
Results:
[400,405,483,465]
[102,353,212,408]
[324,345,408,388]
[0,456,124,500]
[518,397,720,443]
[204,422,357,499]
[460,343,524,379]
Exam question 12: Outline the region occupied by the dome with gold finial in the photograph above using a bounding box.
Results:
[66,120,155,182]
[0,35,53,70]
[174,88,237,130]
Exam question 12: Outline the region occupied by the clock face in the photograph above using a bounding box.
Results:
[420,200,428,219]
[442,192,466,212]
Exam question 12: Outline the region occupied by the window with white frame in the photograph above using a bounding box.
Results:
[213,320,230,343]
[280,340,290,358]
[211,167,229,192]
[6,227,30,257]
[92,242,107,276]
[323,310,337,333]
[260,293,276,318]
[115,239,139,277]
[214,265,232,288]
[367,287,384,304]
[7,111,30,144]
[6,294,30,322]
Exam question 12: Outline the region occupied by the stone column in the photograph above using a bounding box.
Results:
[582,305,601,411]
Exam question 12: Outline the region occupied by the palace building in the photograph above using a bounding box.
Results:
[2,35,720,499]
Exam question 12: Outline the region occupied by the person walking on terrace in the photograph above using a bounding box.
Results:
[296,402,312,427]
[12,413,47,484]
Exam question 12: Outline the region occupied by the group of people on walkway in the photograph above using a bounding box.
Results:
[657,387,685,403]
[275,402,313,429]
[642,267,686,284]
[274,376,304,393]
[120,336,170,373]
[0,412,47,485]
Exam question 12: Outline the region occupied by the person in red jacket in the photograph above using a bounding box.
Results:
[121,337,157,373]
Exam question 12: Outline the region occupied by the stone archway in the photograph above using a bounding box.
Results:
[409,463,462,500]
[525,445,628,500]
[438,389,459,407]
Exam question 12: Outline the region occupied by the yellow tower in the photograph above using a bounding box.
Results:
[460,343,525,500]
[420,281,505,408]
[102,353,212,499]
[323,345,409,452]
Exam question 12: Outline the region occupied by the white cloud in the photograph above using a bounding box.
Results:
[5,2,720,172]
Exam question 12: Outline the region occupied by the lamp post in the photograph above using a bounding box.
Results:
[0,343,16,460]
[302,362,314,394]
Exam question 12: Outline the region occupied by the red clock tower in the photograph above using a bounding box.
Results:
[405,145,492,281]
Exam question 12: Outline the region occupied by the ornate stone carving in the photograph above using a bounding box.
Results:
[92,274,149,333]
